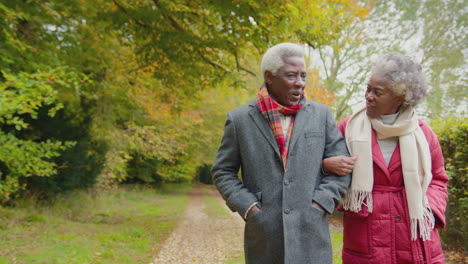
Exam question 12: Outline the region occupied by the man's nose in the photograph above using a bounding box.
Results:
[295,77,306,87]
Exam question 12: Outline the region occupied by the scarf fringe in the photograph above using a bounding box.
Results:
[343,190,373,213]
[410,206,435,241]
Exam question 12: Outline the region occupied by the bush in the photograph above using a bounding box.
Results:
[20,102,106,200]
[0,70,79,202]
[196,163,213,185]
[431,117,467,252]
[126,155,162,184]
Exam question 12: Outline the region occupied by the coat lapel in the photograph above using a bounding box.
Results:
[288,102,310,157]
[248,102,281,159]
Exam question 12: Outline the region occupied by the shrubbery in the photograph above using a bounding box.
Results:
[431,117,467,252]
[196,163,213,185]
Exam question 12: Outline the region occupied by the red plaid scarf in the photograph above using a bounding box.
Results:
[256,84,307,169]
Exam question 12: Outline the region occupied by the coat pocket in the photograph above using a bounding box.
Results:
[304,131,325,156]
[310,202,326,217]
[255,192,262,202]
[305,131,324,138]
[343,212,371,255]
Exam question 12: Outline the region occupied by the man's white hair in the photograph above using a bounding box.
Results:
[261,42,305,78]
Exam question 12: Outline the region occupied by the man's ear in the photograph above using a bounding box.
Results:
[264,71,273,85]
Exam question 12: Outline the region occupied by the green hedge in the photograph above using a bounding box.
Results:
[431,117,467,252]
[196,163,213,185]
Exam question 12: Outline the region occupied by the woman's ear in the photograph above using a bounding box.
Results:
[393,95,406,110]
[264,71,273,85]
[395,95,405,105]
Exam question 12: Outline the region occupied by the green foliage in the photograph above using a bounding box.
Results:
[104,0,368,93]
[0,70,64,128]
[431,117,468,252]
[0,0,110,199]
[197,163,213,185]
[0,69,80,202]
[0,0,370,201]
[18,101,107,197]
[0,0,85,72]
[416,0,467,118]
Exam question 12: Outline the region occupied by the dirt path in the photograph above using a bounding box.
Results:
[150,185,465,264]
[151,185,244,264]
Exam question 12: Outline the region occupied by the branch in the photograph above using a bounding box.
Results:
[318,48,330,80]
[234,50,257,77]
[198,51,232,74]
[113,0,150,28]
[335,69,368,119]
[330,49,342,86]
[152,0,186,32]
[304,40,317,50]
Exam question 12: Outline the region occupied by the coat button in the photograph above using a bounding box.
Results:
[284,179,289,186]
[395,215,401,221]
[284,209,290,214]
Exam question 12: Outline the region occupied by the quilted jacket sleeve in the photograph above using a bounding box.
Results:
[420,120,449,229]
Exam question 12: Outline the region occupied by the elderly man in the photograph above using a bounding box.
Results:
[211,42,354,264]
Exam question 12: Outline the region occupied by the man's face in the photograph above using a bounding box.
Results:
[265,56,307,106]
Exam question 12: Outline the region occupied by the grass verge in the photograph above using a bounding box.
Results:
[0,183,191,264]
[201,186,230,218]
[330,225,343,264]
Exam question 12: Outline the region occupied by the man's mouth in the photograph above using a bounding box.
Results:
[291,91,302,100]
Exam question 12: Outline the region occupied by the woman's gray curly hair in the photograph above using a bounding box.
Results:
[261,42,304,78]
[371,52,428,107]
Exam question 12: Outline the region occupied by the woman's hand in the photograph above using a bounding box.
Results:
[322,156,357,176]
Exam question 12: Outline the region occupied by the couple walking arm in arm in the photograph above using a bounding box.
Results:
[211,43,448,264]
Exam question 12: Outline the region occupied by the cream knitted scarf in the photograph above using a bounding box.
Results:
[343,106,435,241]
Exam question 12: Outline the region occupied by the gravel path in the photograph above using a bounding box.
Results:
[151,185,244,264]
[150,185,465,264]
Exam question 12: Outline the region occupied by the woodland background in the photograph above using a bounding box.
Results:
[0,0,466,256]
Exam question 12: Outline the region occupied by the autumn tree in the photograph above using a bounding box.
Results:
[104,0,369,93]
[92,0,369,185]
[310,0,466,120]
[0,0,369,200]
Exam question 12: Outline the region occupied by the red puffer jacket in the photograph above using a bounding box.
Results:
[338,117,448,264]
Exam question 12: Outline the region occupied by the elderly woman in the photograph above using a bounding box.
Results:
[323,52,448,264]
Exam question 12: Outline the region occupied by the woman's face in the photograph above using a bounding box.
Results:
[365,75,405,118]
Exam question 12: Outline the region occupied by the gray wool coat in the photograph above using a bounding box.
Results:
[211,99,351,264]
